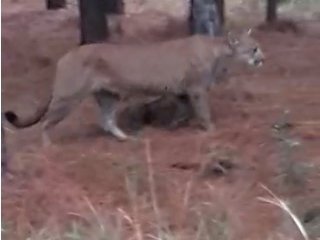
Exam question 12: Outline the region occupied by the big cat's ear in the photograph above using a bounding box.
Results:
[247,28,252,35]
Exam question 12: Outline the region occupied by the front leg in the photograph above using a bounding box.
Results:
[94,91,130,141]
[188,87,214,131]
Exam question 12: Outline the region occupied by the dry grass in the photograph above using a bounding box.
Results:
[272,110,310,190]
[258,184,310,240]
[15,137,310,240]
[9,139,232,240]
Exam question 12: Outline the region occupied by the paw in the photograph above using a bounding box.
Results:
[42,140,57,149]
[116,134,128,142]
[200,123,216,133]
[199,121,215,132]
[110,126,129,142]
[128,135,140,143]
[206,123,216,132]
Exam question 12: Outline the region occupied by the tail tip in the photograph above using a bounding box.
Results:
[4,111,18,123]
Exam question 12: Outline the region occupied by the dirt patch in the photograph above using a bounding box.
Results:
[257,19,301,34]
[2,4,320,240]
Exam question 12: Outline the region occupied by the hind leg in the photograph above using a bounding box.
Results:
[41,98,79,147]
[94,91,129,141]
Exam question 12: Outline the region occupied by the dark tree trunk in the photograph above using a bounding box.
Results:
[46,0,66,10]
[103,0,124,14]
[216,0,225,26]
[266,0,278,23]
[78,0,108,45]
[189,0,224,36]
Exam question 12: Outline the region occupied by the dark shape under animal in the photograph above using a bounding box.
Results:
[119,95,194,132]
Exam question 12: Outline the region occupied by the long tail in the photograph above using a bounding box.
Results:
[4,95,52,128]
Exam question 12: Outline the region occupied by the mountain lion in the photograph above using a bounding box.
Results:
[5,29,264,145]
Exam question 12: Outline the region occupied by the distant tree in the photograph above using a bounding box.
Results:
[189,0,224,36]
[46,0,66,10]
[78,0,108,45]
[103,0,124,14]
[266,0,278,23]
[216,0,225,26]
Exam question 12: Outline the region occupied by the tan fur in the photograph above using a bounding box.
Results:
[5,30,264,145]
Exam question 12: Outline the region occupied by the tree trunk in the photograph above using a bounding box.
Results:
[189,0,224,36]
[103,0,124,14]
[78,0,108,45]
[216,0,225,26]
[46,0,66,10]
[266,0,278,23]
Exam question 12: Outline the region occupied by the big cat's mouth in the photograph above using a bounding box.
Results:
[249,58,264,67]
[254,59,263,66]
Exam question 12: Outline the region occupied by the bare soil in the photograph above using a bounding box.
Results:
[2,4,320,240]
